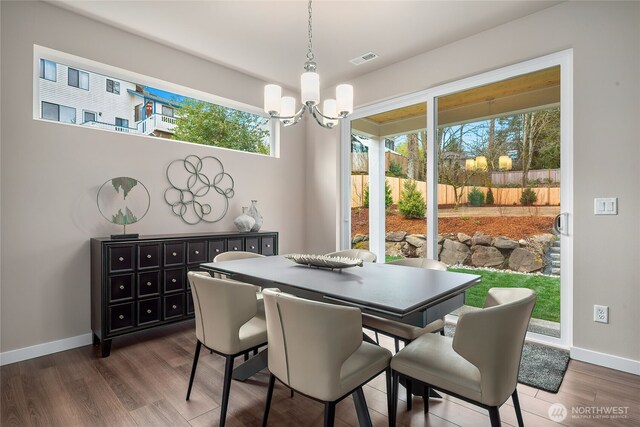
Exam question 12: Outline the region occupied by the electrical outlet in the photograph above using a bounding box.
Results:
[594,305,609,323]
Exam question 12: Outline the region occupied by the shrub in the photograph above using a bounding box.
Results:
[520,188,538,206]
[387,161,404,177]
[363,182,393,209]
[485,188,495,205]
[468,187,485,206]
[398,180,426,218]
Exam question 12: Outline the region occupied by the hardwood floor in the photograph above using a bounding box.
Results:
[2,321,639,426]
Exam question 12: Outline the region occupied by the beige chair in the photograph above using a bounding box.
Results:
[325,249,377,263]
[390,288,536,427]
[261,288,393,427]
[186,272,268,427]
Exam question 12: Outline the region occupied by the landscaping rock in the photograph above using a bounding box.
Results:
[385,242,406,257]
[437,234,445,244]
[509,248,545,273]
[519,239,528,246]
[353,241,369,250]
[471,245,505,267]
[493,236,519,250]
[352,234,366,245]
[416,244,427,258]
[471,232,492,246]
[406,234,426,248]
[402,243,417,257]
[457,233,472,244]
[439,239,470,265]
[528,233,556,254]
[386,231,406,242]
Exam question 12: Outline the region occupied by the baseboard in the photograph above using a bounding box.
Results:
[571,346,640,375]
[0,333,93,366]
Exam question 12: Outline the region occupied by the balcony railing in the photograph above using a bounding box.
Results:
[81,120,136,133]
[137,114,177,135]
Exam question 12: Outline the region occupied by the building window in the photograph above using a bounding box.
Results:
[83,111,97,123]
[68,68,89,90]
[162,105,174,117]
[115,117,129,129]
[106,79,120,95]
[39,59,56,81]
[42,101,76,124]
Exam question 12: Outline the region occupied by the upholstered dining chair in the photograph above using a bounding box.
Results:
[186,272,268,427]
[261,288,393,427]
[325,248,377,263]
[390,288,536,427]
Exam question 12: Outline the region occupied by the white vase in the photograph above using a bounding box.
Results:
[234,207,255,232]
[247,200,263,232]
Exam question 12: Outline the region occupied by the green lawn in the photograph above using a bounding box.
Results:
[384,256,560,322]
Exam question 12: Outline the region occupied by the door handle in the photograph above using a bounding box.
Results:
[553,213,568,235]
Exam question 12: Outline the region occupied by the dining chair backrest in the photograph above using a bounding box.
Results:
[187,272,261,355]
[325,249,377,263]
[213,251,265,263]
[389,257,447,271]
[452,288,536,406]
[262,288,364,401]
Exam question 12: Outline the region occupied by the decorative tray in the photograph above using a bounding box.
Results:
[284,254,364,271]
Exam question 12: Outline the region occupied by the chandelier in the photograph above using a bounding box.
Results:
[263,0,353,129]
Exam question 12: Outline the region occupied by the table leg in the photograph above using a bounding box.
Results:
[232,348,268,381]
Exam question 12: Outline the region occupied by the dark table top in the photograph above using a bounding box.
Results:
[200,255,481,317]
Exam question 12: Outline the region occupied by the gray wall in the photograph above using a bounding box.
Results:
[0,1,307,352]
[308,1,640,362]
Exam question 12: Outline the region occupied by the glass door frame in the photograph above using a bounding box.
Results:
[340,49,573,349]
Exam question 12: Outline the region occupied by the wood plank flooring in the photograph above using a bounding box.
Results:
[2,321,639,426]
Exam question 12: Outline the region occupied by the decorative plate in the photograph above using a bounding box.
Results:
[285,254,364,270]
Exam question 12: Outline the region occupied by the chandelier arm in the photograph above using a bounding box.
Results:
[312,104,347,121]
[310,106,337,129]
[269,105,307,127]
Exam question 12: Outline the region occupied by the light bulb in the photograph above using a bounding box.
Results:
[264,84,282,115]
[301,72,320,105]
[336,84,353,115]
[322,99,338,127]
[281,96,296,118]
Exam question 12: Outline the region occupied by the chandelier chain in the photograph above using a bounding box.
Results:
[306,0,314,62]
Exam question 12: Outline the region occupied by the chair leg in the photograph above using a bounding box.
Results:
[324,401,336,427]
[290,389,294,398]
[406,378,412,411]
[219,355,235,427]
[394,338,400,354]
[253,348,259,356]
[385,368,394,427]
[422,384,430,413]
[352,387,373,427]
[374,331,380,344]
[244,352,249,362]
[262,373,276,427]
[512,390,524,427]
[186,341,201,400]
[440,329,445,336]
[488,406,501,427]
[391,370,399,427]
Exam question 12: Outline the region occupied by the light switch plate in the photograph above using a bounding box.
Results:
[594,198,617,215]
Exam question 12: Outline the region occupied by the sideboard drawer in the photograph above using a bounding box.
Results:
[138,298,161,326]
[187,241,207,264]
[138,244,161,269]
[109,246,134,272]
[164,294,184,320]
[138,271,160,297]
[261,236,275,256]
[108,302,135,333]
[209,239,226,260]
[164,268,185,293]
[246,237,260,254]
[108,274,134,303]
[164,242,185,266]
[227,239,243,252]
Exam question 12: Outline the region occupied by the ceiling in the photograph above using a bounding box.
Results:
[50,1,560,91]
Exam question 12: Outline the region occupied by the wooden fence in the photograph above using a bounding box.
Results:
[491,168,560,186]
[351,175,560,208]
[351,152,408,175]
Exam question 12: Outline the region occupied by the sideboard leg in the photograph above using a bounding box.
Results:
[92,333,100,346]
[101,339,112,357]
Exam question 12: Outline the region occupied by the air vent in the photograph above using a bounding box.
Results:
[350,52,379,66]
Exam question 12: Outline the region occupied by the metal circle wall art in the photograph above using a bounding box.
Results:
[164,155,235,225]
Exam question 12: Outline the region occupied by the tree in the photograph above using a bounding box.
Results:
[173,99,270,154]
[398,180,426,218]
[363,182,393,209]
[407,133,420,179]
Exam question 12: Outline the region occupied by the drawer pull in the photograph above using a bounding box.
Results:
[171,278,177,283]
[266,244,271,248]
[119,285,125,290]
[118,257,124,262]
[233,247,238,250]
[195,250,200,255]
[251,246,255,249]
[172,252,177,256]
[146,254,152,259]
[146,282,152,287]
[215,249,220,253]
[172,304,177,309]
[147,309,152,314]
[118,314,124,320]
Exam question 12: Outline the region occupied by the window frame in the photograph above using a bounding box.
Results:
[68,67,89,90]
[33,45,279,158]
[39,59,56,81]
[83,110,97,124]
[115,117,129,129]
[161,105,174,118]
[106,78,120,95]
[41,101,76,124]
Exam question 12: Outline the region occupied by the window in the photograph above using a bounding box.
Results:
[115,117,129,129]
[42,101,76,123]
[68,68,89,90]
[39,59,56,81]
[83,111,97,123]
[106,79,120,95]
[162,105,174,117]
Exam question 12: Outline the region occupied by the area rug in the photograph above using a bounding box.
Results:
[444,324,569,393]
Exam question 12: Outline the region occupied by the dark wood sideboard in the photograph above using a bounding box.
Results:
[90,231,279,357]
